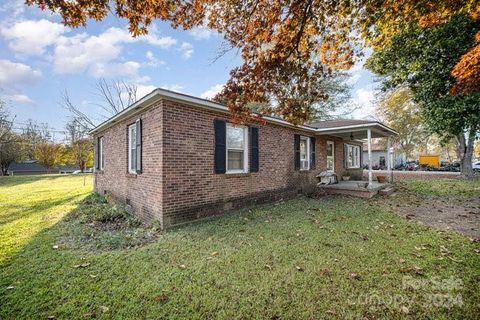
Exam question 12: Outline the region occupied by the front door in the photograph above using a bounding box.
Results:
[327,141,334,171]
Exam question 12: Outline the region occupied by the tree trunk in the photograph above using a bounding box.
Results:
[456,130,475,179]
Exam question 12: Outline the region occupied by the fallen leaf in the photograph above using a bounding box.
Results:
[265,264,272,271]
[211,251,219,257]
[73,263,90,268]
[179,264,186,269]
[52,245,59,249]
[89,274,97,279]
[99,306,109,313]
[295,266,304,272]
[349,273,361,280]
[400,306,409,314]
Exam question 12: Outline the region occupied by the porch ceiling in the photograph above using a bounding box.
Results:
[315,124,396,139]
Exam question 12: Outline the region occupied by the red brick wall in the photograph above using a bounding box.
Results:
[94,103,164,224]
[94,98,356,227]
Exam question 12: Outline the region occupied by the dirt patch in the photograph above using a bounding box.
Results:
[375,191,480,240]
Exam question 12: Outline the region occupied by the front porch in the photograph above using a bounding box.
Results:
[311,119,399,198]
[321,180,393,198]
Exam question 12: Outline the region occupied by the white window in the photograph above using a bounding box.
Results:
[99,137,104,171]
[300,137,311,170]
[346,144,361,168]
[226,123,248,173]
[128,124,137,174]
[326,140,334,171]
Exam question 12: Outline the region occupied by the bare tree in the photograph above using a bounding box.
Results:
[94,78,138,115]
[21,119,52,159]
[65,119,88,145]
[61,78,139,132]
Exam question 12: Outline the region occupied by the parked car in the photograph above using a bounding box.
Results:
[473,161,480,172]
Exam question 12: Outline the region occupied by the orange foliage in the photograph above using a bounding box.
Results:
[26,0,480,123]
[451,31,480,95]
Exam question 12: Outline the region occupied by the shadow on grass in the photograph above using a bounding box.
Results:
[0,194,84,226]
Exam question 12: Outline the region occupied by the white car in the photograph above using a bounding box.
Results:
[473,161,480,172]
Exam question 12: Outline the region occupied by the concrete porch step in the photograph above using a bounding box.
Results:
[379,187,395,196]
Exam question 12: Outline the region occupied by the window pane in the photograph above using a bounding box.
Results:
[130,148,136,171]
[326,143,333,157]
[227,126,244,149]
[300,139,307,160]
[228,150,243,170]
[130,127,136,146]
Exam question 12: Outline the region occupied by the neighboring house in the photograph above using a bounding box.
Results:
[90,89,396,228]
[362,144,406,168]
[7,160,81,175]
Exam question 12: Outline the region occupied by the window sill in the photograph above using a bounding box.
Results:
[125,172,138,178]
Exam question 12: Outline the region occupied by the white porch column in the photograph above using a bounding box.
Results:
[367,128,372,188]
[387,137,392,183]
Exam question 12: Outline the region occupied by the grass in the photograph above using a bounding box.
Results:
[0,175,479,319]
[397,178,480,198]
[0,174,93,263]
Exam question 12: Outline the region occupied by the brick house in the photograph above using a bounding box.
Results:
[91,89,397,228]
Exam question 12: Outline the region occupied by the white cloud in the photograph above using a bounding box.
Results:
[189,27,213,40]
[134,84,183,100]
[0,59,42,88]
[52,27,176,77]
[89,61,141,78]
[160,84,184,92]
[0,19,67,56]
[179,42,194,59]
[1,20,178,79]
[6,94,34,104]
[145,51,165,67]
[351,88,378,119]
[135,85,158,99]
[200,84,224,99]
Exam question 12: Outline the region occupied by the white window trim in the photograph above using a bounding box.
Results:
[226,123,249,174]
[346,144,361,169]
[99,137,104,171]
[300,136,311,171]
[128,124,137,174]
[326,140,334,172]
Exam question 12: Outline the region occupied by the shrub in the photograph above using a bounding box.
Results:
[69,193,129,223]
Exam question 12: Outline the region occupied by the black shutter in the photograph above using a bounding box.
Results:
[250,127,259,172]
[344,143,348,168]
[294,134,300,170]
[135,119,142,174]
[95,137,100,170]
[214,119,226,173]
[310,137,316,169]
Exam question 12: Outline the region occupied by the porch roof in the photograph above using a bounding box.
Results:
[310,119,397,139]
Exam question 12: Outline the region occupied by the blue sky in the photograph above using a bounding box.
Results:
[0,1,378,138]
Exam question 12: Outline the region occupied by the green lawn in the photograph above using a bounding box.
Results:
[0,175,479,319]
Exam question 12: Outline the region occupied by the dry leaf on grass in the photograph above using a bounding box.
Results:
[73,263,90,268]
[211,251,219,257]
[295,266,304,272]
[349,273,361,280]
